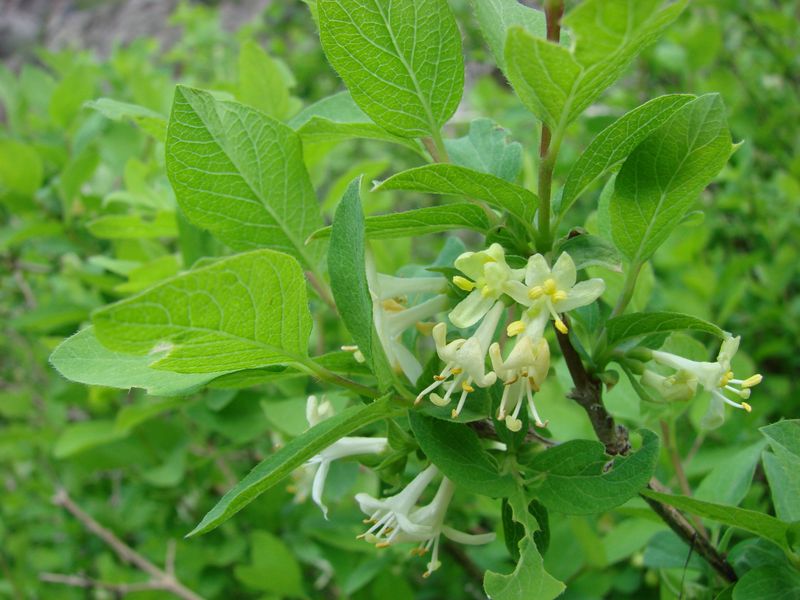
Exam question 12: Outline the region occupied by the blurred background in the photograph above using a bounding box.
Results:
[1,0,798,598]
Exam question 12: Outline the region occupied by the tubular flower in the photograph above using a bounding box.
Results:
[365,254,449,383]
[356,464,439,547]
[505,252,605,338]
[357,472,495,577]
[414,302,503,419]
[640,368,698,402]
[301,396,389,518]
[449,243,524,328]
[650,335,762,413]
[489,333,551,431]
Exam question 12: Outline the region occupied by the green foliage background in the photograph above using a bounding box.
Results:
[1,1,798,598]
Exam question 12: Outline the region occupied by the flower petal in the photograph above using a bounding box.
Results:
[392,340,424,384]
[454,251,486,280]
[449,290,495,329]
[555,278,605,312]
[503,280,530,305]
[551,252,577,289]
[311,461,331,518]
[525,253,551,286]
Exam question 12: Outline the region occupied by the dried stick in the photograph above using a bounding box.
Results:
[49,488,205,600]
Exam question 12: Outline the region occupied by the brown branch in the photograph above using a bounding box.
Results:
[51,488,204,600]
[641,480,738,583]
[555,321,629,455]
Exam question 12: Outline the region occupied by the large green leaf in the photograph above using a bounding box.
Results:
[289,92,424,154]
[92,250,312,373]
[328,178,393,390]
[505,0,686,129]
[641,490,791,551]
[553,233,621,272]
[237,40,295,120]
[318,0,463,137]
[761,420,800,522]
[609,94,733,263]
[525,430,659,515]
[166,85,323,269]
[561,94,694,214]
[732,566,800,600]
[409,412,516,497]
[606,311,725,348]
[189,395,397,536]
[85,98,167,140]
[50,327,225,396]
[375,164,537,227]
[484,488,565,600]
[469,0,545,72]
[312,203,490,240]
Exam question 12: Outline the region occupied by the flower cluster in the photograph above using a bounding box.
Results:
[415,244,605,429]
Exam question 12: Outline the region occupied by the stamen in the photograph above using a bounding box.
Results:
[415,376,446,404]
[497,384,512,420]
[741,374,763,388]
[526,379,546,428]
[415,321,436,335]
[719,370,734,387]
[741,402,752,412]
[452,276,475,292]
[451,367,463,375]
[451,385,470,418]
[554,318,568,335]
[480,285,493,298]
[505,416,522,432]
[461,381,475,393]
[381,298,406,312]
[542,278,557,295]
[506,320,526,337]
[725,385,751,399]
[552,290,568,302]
[528,286,544,300]
[341,345,359,352]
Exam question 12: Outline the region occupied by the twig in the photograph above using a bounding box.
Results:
[305,270,337,313]
[468,418,557,447]
[39,573,160,593]
[555,319,630,455]
[659,420,708,538]
[50,488,204,600]
[641,480,738,583]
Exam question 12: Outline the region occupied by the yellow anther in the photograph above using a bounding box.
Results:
[461,382,475,393]
[415,321,436,335]
[542,278,557,295]
[433,374,446,381]
[451,367,463,375]
[422,572,431,579]
[480,285,494,298]
[381,298,405,312]
[504,375,519,386]
[452,276,475,292]
[506,320,526,337]
[528,286,544,300]
[742,374,763,388]
[341,345,359,352]
[529,377,540,393]
[554,318,568,334]
[741,402,752,413]
[739,388,752,399]
[376,542,390,549]
[719,370,734,386]
[552,290,568,302]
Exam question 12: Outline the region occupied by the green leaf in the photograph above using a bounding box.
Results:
[484,489,565,600]
[761,421,800,522]
[526,430,659,515]
[318,0,464,137]
[561,94,695,214]
[554,233,621,272]
[641,490,791,551]
[166,85,323,269]
[375,164,537,227]
[606,312,725,348]
[85,98,167,140]
[609,94,733,263]
[92,249,312,373]
[408,412,515,497]
[0,139,42,207]
[235,531,305,596]
[289,92,424,154]
[53,420,126,459]
[445,118,523,182]
[469,0,545,72]
[49,63,95,127]
[732,566,800,600]
[694,441,766,507]
[188,395,397,536]
[328,178,393,390]
[505,0,686,129]
[312,203,490,241]
[50,327,225,396]
[86,212,177,240]
[237,40,293,120]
